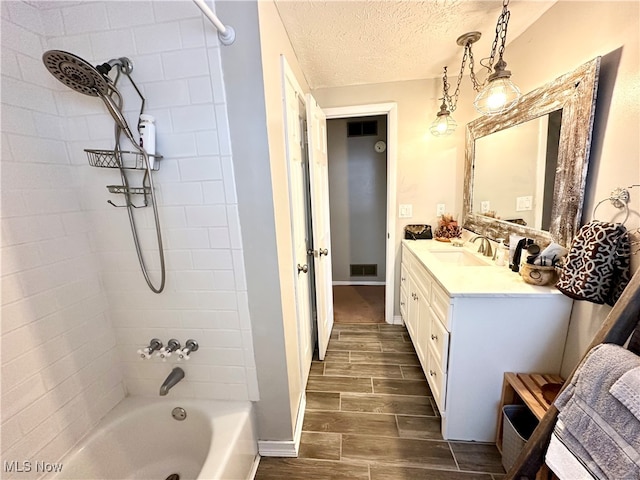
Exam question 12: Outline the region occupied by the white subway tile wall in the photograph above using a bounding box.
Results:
[1,0,258,471]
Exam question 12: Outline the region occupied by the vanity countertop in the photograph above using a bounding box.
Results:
[403,239,565,298]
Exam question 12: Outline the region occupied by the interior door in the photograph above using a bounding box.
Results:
[283,61,313,387]
[306,94,335,360]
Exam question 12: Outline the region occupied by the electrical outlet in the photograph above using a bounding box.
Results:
[481,201,490,213]
[399,204,413,218]
[436,203,446,216]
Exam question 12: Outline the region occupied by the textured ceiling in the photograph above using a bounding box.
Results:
[274,0,557,89]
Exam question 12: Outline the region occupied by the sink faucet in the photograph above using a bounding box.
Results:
[471,236,493,257]
[159,367,185,396]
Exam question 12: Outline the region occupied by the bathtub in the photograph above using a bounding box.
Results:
[49,397,258,480]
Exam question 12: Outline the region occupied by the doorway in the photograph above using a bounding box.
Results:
[327,115,387,323]
[324,103,398,326]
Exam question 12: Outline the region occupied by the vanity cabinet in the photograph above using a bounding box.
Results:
[400,241,572,442]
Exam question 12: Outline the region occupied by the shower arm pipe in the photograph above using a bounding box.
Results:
[192,0,236,45]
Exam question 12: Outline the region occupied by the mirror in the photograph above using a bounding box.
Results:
[463,57,601,247]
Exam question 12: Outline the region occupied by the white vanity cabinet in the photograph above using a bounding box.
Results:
[400,241,572,442]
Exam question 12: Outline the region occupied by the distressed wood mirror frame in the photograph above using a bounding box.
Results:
[463,57,601,248]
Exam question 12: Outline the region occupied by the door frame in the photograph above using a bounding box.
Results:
[323,103,398,325]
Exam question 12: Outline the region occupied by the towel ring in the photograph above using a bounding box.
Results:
[592,187,630,225]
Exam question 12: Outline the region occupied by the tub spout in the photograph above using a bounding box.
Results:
[160,367,185,396]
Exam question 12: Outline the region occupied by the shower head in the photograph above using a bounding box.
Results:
[42,50,137,145]
[42,50,109,97]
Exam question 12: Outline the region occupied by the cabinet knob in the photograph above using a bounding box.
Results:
[429,370,436,377]
[401,276,405,282]
[400,301,405,306]
[431,334,438,341]
[319,248,329,256]
[297,264,308,274]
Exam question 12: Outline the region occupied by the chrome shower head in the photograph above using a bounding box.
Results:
[42,50,109,96]
[42,50,137,144]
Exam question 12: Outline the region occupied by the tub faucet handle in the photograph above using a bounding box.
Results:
[138,338,163,359]
[157,339,181,361]
[176,339,199,361]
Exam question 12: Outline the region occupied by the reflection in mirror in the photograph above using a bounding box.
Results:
[473,111,562,231]
[463,57,601,247]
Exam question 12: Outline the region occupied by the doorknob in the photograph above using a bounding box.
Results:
[297,264,309,274]
[319,248,329,256]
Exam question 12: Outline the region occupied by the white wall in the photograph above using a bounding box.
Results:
[2,0,260,468]
[1,1,123,472]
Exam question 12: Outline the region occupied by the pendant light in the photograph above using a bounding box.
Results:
[430,66,458,136]
[472,0,521,114]
[431,0,521,124]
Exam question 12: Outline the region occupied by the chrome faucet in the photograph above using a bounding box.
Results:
[471,235,493,257]
[159,367,185,396]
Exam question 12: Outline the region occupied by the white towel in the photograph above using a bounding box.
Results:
[546,426,596,480]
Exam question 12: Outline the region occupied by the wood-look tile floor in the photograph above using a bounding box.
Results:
[255,323,506,480]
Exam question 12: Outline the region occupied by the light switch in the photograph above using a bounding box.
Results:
[399,204,413,218]
[516,196,533,211]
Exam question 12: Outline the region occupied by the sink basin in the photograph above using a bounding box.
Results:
[429,250,491,267]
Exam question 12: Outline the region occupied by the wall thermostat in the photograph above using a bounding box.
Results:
[374,140,386,153]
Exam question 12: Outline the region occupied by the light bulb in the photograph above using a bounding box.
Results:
[474,77,521,115]
[430,106,457,137]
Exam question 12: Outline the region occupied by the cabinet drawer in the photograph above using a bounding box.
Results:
[402,246,415,269]
[427,350,447,413]
[430,281,450,328]
[428,313,450,372]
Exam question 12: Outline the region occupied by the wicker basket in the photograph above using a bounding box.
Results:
[502,405,539,471]
[520,263,559,286]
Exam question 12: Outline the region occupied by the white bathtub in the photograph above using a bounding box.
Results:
[49,397,258,480]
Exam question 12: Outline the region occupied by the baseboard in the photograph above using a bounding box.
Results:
[392,314,404,325]
[257,393,306,457]
[332,281,386,286]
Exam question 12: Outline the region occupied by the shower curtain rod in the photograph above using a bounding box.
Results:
[192,0,236,45]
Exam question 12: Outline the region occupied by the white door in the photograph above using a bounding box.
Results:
[306,95,335,360]
[282,61,313,387]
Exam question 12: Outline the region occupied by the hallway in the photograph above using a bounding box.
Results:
[255,323,505,479]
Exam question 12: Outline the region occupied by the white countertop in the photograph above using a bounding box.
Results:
[403,239,565,298]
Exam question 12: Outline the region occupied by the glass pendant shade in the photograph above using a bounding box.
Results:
[430,107,457,136]
[473,76,521,115]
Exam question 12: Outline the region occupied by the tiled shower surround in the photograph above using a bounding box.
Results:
[1,0,257,470]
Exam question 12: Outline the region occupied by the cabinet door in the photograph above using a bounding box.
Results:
[406,274,419,342]
[400,263,409,322]
[428,313,450,371]
[427,349,447,413]
[414,282,430,371]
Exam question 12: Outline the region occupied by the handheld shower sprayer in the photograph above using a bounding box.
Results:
[42,50,138,145]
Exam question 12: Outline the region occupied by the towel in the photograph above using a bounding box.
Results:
[546,427,596,479]
[556,220,631,306]
[553,343,640,479]
[610,366,640,422]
